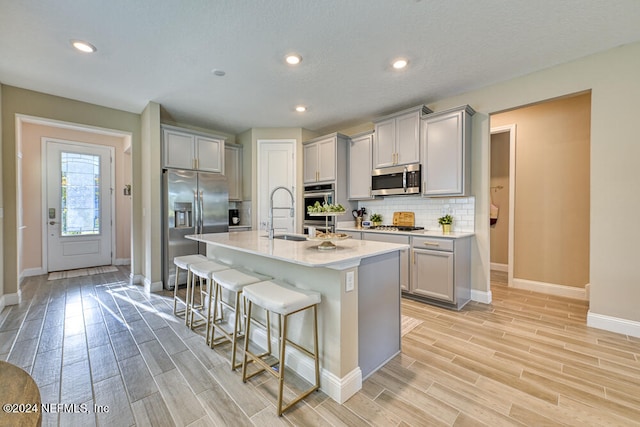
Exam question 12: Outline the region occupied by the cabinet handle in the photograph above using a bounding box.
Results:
[423,241,440,246]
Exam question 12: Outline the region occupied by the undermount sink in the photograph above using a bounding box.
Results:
[272,234,307,241]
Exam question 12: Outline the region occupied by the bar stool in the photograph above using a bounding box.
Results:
[241,280,321,416]
[188,260,231,329]
[172,254,208,325]
[208,268,272,370]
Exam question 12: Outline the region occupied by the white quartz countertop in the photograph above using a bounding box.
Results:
[186,231,408,268]
[337,226,475,239]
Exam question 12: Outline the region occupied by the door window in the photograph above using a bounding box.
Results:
[60,151,101,236]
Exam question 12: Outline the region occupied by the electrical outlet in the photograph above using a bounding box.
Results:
[345,271,355,292]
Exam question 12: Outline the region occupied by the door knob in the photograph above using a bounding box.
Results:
[49,221,59,225]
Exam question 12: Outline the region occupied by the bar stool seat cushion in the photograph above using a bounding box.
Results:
[190,260,230,278]
[174,254,208,270]
[243,280,321,315]
[213,268,272,292]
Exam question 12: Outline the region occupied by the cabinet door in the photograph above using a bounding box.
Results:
[422,111,464,196]
[412,249,454,302]
[363,233,410,291]
[163,129,195,169]
[196,135,223,173]
[348,134,373,199]
[303,143,319,183]
[317,137,336,182]
[373,118,396,168]
[225,146,242,201]
[395,110,421,165]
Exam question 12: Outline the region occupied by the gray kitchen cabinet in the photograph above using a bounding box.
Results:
[224,144,243,201]
[303,134,345,183]
[373,105,432,168]
[421,105,474,197]
[362,232,410,291]
[162,125,225,173]
[410,235,471,310]
[348,131,374,200]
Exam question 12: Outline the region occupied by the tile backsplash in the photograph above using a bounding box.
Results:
[355,196,475,232]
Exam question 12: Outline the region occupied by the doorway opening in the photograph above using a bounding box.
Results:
[16,115,132,279]
[489,91,591,300]
[44,139,114,272]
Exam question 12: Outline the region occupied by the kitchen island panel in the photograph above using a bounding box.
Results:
[187,232,404,404]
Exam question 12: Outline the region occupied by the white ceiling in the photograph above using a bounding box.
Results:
[2,1,640,135]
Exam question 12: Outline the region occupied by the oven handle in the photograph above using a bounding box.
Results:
[304,191,334,198]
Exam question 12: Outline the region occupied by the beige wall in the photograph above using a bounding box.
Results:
[490,131,510,266]
[491,93,591,287]
[1,85,141,296]
[20,123,132,271]
[423,43,639,323]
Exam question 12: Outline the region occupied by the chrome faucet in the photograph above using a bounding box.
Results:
[269,186,295,239]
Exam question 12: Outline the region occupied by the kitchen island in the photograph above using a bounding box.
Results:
[186,231,408,404]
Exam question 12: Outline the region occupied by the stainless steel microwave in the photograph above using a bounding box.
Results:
[371,164,421,196]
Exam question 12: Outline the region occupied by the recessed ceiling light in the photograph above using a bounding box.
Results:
[392,58,408,69]
[71,40,97,53]
[211,69,226,77]
[285,54,302,65]
[295,105,307,112]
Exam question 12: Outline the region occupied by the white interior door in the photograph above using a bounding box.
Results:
[46,140,113,271]
[257,140,296,234]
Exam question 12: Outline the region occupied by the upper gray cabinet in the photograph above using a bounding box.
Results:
[224,144,243,201]
[373,105,432,168]
[303,134,344,184]
[348,131,374,200]
[421,105,475,197]
[162,125,225,173]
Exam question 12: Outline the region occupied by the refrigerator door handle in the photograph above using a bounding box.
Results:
[193,190,200,233]
[199,190,204,233]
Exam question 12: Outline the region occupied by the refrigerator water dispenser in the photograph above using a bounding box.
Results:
[174,202,192,228]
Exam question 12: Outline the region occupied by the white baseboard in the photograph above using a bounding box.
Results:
[114,258,131,266]
[21,267,46,279]
[131,274,144,285]
[144,277,163,293]
[471,289,492,304]
[1,293,20,309]
[490,262,508,272]
[587,311,640,339]
[512,278,587,300]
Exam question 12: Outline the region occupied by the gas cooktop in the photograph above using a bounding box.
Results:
[371,225,424,232]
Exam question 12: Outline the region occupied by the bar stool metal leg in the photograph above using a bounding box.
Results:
[207,268,272,369]
[241,280,321,416]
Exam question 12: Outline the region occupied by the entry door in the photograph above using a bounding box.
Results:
[46,140,113,271]
[257,140,296,234]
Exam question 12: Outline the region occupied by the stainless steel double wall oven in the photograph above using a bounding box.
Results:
[303,183,335,234]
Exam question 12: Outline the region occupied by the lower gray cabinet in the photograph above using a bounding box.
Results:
[409,236,471,310]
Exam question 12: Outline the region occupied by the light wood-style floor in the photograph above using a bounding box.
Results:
[1,268,639,426]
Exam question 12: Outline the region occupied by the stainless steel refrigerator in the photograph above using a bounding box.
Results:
[162,169,229,290]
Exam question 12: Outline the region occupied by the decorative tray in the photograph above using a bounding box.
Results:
[307,232,351,250]
[308,212,345,216]
[307,232,351,241]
